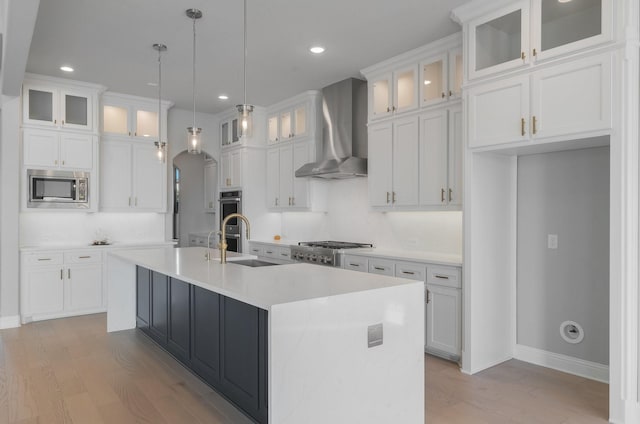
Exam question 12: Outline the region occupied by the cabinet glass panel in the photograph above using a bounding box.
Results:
[396,70,416,110]
[475,10,522,71]
[268,116,279,142]
[231,118,239,143]
[422,60,444,103]
[103,105,129,134]
[28,89,54,122]
[452,52,463,95]
[281,112,292,139]
[372,79,390,115]
[540,0,601,52]
[136,110,159,138]
[221,122,229,145]
[294,106,306,137]
[64,94,88,126]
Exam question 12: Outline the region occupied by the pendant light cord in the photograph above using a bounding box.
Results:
[192,15,197,130]
[158,48,162,145]
[243,0,247,106]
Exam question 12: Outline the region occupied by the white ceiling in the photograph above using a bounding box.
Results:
[27,0,467,114]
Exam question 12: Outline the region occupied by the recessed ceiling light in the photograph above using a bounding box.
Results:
[60,66,74,72]
[309,46,325,54]
[424,80,432,85]
[218,95,229,100]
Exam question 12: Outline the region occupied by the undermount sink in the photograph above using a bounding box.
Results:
[229,259,280,268]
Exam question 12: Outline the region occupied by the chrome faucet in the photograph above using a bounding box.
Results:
[205,230,220,261]
[219,213,251,264]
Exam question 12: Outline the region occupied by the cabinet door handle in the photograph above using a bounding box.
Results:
[402,271,415,275]
[441,188,445,203]
[54,160,58,165]
[54,119,57,124]
[275,197,278,206]
[532,116,537,135]
[386,107,390,113]
[68,269,71,279]
[128,197,131,207]
[392,106,396,112]
[449,188,453,202]
[386,192,390,204]
[392,192,396,203]
[129,131,131,136]
[441,92,445,98]
[281,253,288,257]
[266,251,273,254]
[426,289,431,303]
[521,51,525,61]
[60,269,64,280]
[134,132,137,136]
[350,263,360,267]
[135,197,138,206]
[37,258,52,261]
[521,118,526,136]
[291,197,295,206]
[374,266,385,271]
[62,160,65,165]
[533,48,537,57]
[79,255,91,259]
[449,90,453,97]
[62,120,65,125]
[435,275,450,280]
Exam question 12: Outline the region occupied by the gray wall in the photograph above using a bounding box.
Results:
[517,146,609,365]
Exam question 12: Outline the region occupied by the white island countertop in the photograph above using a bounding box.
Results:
[109,246,420,310]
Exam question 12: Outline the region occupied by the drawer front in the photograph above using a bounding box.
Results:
[64,251,102,264]
[24,252,64,266]
[395,261,426,281]
[368,258,395,276]
[195,236,207,246]
[248,244,264,257]
[343,255,368,272]
[427,265,461,289]
[262,246,279,259]
[277,247,291,261]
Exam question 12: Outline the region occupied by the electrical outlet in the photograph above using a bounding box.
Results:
[548,234,558,249]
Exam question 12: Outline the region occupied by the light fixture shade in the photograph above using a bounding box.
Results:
[236,104,254,138]
[187,127,202,154]
[155,141,167,163]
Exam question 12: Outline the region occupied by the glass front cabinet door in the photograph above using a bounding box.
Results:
[23,85,93,131]
[421,54,447,107]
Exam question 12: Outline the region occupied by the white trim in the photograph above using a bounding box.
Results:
[0,315,21,329]
[514,344,609,383]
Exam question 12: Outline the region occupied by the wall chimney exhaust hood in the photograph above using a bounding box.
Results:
[295,78,368,179]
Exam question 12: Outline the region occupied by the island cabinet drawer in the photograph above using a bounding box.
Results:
[343,255,368,272]
[64,251,102,264]
[24,252,63,266]
[261,245,286,259]
[395,261,426,281]
[276,247,291,261]
[368,258,395,276]
[427,266,461,289]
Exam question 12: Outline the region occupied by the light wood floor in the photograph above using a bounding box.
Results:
[0,314,608,424]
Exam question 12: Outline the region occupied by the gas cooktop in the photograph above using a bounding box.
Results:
[298,241,373,250]
[291,241,373,267]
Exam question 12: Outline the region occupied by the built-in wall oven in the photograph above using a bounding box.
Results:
[27,169,89,209]
[219,190,242,253]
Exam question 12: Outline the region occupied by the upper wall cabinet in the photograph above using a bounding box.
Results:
[102,92,172,142]
[22,76,103,132]
[361,33,462,122]
[463,0,612,80]
[266,91,320,144]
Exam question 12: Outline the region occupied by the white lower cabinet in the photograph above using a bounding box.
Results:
[21,250,104,322]
[426,284,462,360]
[248,242,294,264]
[220,148,243,189]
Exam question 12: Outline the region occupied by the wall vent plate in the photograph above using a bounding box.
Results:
[368,323,383,348]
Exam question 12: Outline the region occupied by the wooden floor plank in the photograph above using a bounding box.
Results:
[0,314,609,424]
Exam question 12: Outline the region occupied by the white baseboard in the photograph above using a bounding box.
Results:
[514,344,608,383]
[0,315,21,329]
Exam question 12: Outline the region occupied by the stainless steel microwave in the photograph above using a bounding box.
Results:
[27,169,89,209]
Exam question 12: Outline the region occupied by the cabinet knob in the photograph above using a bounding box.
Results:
[441,188,445,203]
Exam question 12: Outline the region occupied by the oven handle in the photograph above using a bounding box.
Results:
[219,198,241,202]
[226,234,241,239]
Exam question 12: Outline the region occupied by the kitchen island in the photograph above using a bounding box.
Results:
[106,246,424,424]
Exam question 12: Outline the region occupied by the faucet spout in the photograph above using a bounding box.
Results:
[219,213,251,264]
[205,230,219,261]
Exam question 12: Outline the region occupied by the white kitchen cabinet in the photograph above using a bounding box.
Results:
[426,284,462,359]
[100,138,167,212]
[102,93,170,141]
[21,250,104,322]
[220,148,243,189]
[342,255,368,272]
[266,140,322,211]
[468,53,611,149]
[395,261,426,282]
[220,116,239,147]
[248,242,294,264]
[23,128,94,170]
[368,258,395,276]
[368,116,419,208]
[23,82,96,132]
[462,0,612,80]
[419,106,463,208]
[420,48,463,107]
[266,94,315,144]
[369,65,419,120]
[204,161,218,213]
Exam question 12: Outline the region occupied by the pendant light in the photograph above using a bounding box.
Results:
[186,8,203,154]
[153,43,167,163]
[236,0,254,138]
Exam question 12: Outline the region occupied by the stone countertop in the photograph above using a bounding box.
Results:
[20,241,177,253]
[108,246,419,310]
[343,248,463,266]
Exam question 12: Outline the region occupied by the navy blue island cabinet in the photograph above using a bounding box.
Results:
[136,266,268,424]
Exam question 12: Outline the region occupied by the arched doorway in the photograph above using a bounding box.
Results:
[172,150,218,247]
